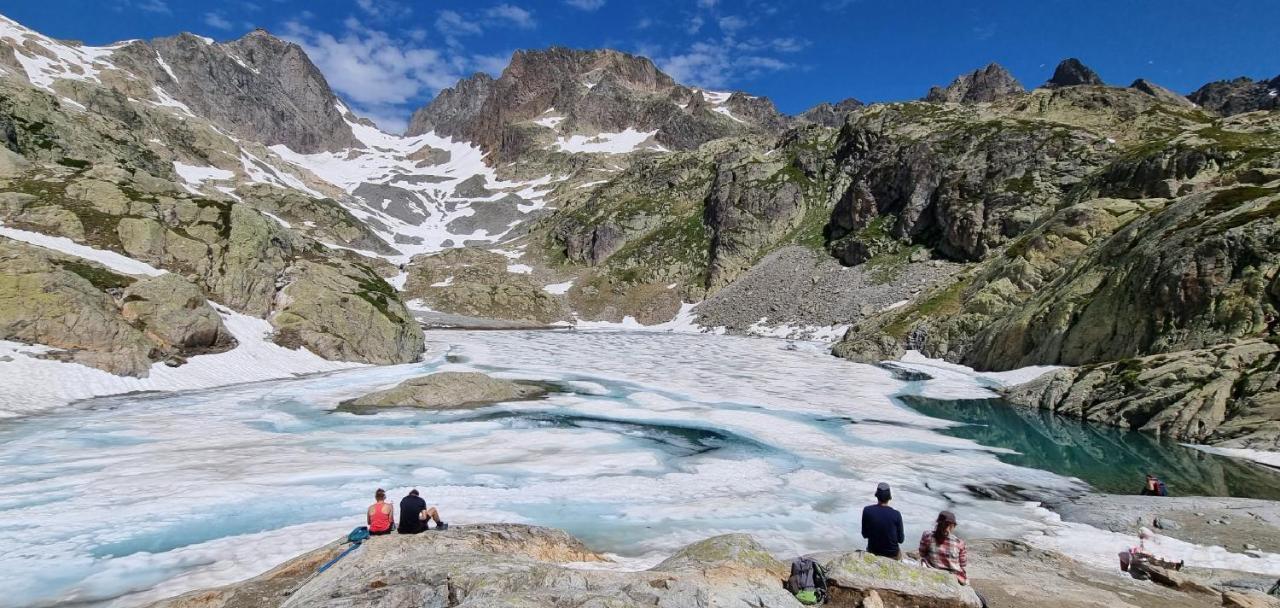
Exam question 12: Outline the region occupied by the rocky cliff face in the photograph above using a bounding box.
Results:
[1189,75,1280,116]
[105,30,358,153]
[405,73,495,137]
[924,63,1025,104]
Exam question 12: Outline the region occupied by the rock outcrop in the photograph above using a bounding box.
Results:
[120,273,233,352]
[340,372,549,410]
[149,525,993,608]
[0,238,233,375]
[924,63,1025,104]
[403,247,568,324]
[824,100,1110,264]
[1045,58,1105,88]
[822,551,982,607]
[0,238,156,375]
[797,97,865,127]
[270,260,424,365]
[1130,78,1196,108]
[1003,339,1280,446]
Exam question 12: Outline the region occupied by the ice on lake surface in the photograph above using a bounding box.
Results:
[1,330,1278,607]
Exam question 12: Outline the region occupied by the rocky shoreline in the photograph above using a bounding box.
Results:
[147,492,1280,608]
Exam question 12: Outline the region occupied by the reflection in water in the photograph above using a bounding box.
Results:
[901,395,1280,500]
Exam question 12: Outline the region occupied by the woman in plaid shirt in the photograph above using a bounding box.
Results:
[918,510,968,584]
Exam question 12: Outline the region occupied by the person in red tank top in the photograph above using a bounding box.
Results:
[366,488,395,535]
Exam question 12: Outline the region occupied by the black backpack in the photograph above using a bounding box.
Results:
[785,557,829,604]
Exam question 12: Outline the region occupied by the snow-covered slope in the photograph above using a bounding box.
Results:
[266,113,565,260]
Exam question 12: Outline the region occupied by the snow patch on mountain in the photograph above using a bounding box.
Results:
[553,128,662,154]
[174,162,235,187]
[0,15,112,91]
[0,224,166,276]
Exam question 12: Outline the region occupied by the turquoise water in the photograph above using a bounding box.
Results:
[901,395,1280,500]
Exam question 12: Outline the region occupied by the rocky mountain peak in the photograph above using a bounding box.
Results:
[406,45,785,162]
[1045,57,1104,87]
[924,62,1025,103]
[106,28,358,153]
[1188,74,1280,116]
[406,72,494,137]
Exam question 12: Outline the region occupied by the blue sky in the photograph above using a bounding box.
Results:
[3,0,1278,132]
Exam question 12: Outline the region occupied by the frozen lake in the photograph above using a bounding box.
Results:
[1,330,1277,607]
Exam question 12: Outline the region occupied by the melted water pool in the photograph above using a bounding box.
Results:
[902,395,1280,500]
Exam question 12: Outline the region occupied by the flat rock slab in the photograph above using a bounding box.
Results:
[1046,494,1280,555]
[340,372,550,412]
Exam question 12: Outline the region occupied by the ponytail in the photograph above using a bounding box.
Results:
[932,520,950,544]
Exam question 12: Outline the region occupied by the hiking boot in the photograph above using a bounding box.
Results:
[436,522,449,531]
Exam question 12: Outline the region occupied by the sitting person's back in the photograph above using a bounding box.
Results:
[367,488,394,535]
[398,490,428,534]
[861,483,904,559]
[919,511,968,584]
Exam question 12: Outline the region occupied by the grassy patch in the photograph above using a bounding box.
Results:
[1003,172,1036,194]
[864,245,923,285]
[883,276,971,339]
[56,260,135,290]
[350,263,399,319]
[56,158,90,170]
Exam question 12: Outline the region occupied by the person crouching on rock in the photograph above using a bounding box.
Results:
[861,482,904,559]
[1140,474,1168,496]
[1123,527,1184,574]
[398,488,448,533]
[367,488,395,535]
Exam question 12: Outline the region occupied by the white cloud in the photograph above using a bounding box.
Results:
[116,0,170,14]
[697,0,718,8]
[485,4,536,29]
[282,18,477,133]
[565,0,606,9]
[656,37,798,88]
[203,12,233,30]
[686,15,704,34]
[436,10,483,40]
[718,15,747,33]
[355,0,412,20]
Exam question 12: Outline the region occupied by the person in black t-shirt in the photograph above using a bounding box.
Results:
[861,482,904,559]
[397,489,448,533]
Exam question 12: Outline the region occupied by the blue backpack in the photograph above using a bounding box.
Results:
[318,526,370,573]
